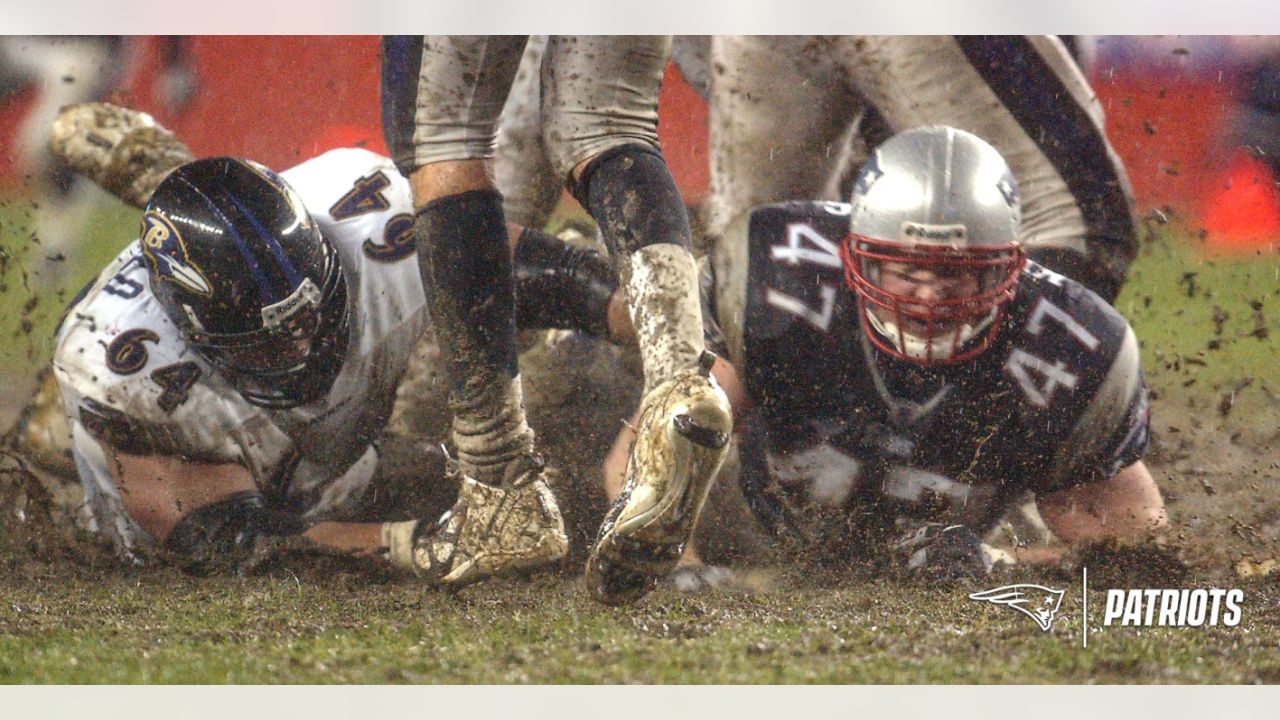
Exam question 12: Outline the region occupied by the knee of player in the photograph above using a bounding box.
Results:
[407,160,497,207]
[568,144,691,255]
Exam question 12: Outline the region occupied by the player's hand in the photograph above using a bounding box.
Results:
[896,523,992,581]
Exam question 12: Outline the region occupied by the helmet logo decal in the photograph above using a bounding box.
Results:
[140,212,213,297]
[261,278,321,330]
[997,176,1018,208]
[900,222,967,247]
[853,153,883,197]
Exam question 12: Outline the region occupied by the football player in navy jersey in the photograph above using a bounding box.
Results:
[704,35,1139,370]
[605,125,1166,583]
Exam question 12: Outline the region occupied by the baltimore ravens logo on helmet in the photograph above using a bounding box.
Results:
[140,211,213,297]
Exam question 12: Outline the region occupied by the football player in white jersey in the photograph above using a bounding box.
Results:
[50,143,632,578]
[604,126,1166,584]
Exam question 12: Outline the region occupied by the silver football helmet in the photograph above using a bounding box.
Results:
[842,126,1026,364]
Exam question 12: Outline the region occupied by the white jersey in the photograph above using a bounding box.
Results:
[52,148,430,556]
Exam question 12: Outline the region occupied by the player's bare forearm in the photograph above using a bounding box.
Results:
[106,444,257,543]
[107,443,395,563]
[1036,460,1167,545]
[1005,544,1070,565]
[301,522,388,557]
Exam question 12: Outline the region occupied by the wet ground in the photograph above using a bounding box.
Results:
[1,221,1277,682]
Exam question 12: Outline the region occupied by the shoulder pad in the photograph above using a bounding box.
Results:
[745,201,854,341]
[283,150,417,270]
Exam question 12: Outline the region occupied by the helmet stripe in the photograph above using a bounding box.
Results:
[223,190,303,289]
[181,178,277,304]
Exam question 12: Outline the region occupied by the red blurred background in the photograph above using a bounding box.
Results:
[0,36,1274,255]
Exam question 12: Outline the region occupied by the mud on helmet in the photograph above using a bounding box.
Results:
[841,126,1026,365]
[141,157,349,407]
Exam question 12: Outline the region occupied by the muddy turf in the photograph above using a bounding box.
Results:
[1,202,1278,684]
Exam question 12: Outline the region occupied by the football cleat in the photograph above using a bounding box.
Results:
[586,351,732,605]
[383,455,568,586]
[50,101,194,209]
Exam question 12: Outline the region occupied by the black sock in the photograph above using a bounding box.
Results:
[572,143,692,258]
[414,189,519,393]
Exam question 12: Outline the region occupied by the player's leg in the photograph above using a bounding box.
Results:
[839,35,1137,301]
[540,35,732,604]
[546,36,705,386]
[705,35,859,366]
[49,102,195,209]
[380,35,566,585]
[494,36,563,231]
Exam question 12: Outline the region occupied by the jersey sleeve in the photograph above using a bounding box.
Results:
[284,148,428,359]
[1038,316,1150,494]
[741,201,857,419]
[52,244,227,460]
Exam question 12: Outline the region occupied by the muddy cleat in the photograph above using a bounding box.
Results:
[50,101,194,209]
[383,456,568,586]
[586,352,733,605]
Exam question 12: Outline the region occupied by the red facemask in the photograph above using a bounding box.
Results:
[843,233,1025,365]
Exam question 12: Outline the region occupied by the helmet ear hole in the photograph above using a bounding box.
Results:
[843,126,1025,365]
[143,157,350,407]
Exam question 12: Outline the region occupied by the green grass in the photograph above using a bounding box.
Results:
[0,192,139,375]
[1116,226,1280,427]
[3,206,1279,684]
[2,571,1277,684]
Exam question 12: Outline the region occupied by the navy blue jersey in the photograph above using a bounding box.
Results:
[739,202,1148,536]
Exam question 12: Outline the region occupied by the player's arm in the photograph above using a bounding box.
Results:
[1009,320,1163,564]
[1033,460,1167,545]
[1004,461,1166,566]
[508,224,634,343]
[103,443,390,561]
